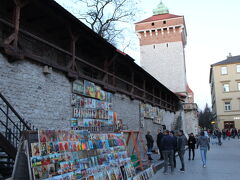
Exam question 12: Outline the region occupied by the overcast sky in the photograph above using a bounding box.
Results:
[55,0,240,110]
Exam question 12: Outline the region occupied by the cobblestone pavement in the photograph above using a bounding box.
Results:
[151,139,240,180]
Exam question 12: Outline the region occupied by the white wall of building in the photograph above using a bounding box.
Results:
[140,41,187,93]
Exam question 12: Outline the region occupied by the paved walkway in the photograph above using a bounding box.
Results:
[151,139,240,180]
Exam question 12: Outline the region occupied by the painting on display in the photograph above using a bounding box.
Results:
[72,80,84,95]
[84,80,96,98]
[140,103,163,124]
[95,86,101,99]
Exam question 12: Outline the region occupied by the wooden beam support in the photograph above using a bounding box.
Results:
[3,0,29,61]
[0,17,179,112]
[102,53,118,87]
[112,59,116,88]
[143,80,146,101]
[67,29,80,80]
[152,86,155,103]
[130,71,134,94]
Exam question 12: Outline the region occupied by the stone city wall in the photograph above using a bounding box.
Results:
[0,52,176,136]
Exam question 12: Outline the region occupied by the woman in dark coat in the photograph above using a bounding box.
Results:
[188,133,196,160]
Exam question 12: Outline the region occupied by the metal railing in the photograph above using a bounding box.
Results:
[0,92,35,149]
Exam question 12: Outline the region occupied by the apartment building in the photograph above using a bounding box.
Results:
[210,54,240,129]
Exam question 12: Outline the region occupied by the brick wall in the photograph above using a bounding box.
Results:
[138,28,183,45]
[0,52,178,136]
[135,17,184,31]
[0,53,72,129]
[112,92,176,151]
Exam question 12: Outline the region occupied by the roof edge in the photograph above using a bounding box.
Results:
[135,14,183,24]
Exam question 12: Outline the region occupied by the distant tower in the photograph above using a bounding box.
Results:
[135,1,187,94]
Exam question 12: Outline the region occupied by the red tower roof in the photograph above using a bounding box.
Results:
[135,13,182,24]
[186,84,193,94]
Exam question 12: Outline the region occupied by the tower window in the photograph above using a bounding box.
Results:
[166,43,168,47]
[163,20,166,24]
[153,45,155,49]
[151,22,155,26]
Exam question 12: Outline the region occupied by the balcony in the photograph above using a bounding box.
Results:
[183,103,198,111]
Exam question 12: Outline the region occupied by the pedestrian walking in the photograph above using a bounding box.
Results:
[217,129,222,145]
[170,131,177,168]
[222,129,226,140]
[145,131,154,160]
[197,131,210,168]
[161,130,176,175]
[177,130,187,172]
[157,129,164,161]
[238,129,240,139]
[226,129,231,140]
[233,128,238,139]
[188,133,196,160]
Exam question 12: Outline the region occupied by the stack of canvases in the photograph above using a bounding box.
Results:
[30,130,136,180]
[71,80,116,128]
[133,166,154,180]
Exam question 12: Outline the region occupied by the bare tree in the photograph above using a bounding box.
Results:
[74,0,139,46]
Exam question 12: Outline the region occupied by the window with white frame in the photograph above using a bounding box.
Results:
[238,82,240,91]
[237,65,240,72]
[223,84,230,92]
[221,66,228,75]
[224,102,231,111]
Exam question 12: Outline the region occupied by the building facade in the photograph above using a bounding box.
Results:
[135,2,198,134]
[210,54,240,129]
[135,2,187,94]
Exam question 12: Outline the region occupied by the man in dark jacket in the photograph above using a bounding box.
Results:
[188,133,196,160]
[145,131,154,160]
[161,130,176,174]
[170,131,177,168]
[157,129,164,160]
[177,130,187,172]
[217,129,222,145]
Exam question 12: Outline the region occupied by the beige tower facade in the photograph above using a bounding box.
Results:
[135,2,187,94]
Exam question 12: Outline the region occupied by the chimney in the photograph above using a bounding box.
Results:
[227,53,232,58]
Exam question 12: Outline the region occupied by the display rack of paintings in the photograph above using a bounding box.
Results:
[30,130,136,180]
[140,103,163,124]
[133,166,154,180]
[71,80,115,129]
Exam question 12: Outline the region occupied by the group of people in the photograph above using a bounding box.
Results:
[206,128,240,146]
[145,130,210,175]
[220,128,240,140]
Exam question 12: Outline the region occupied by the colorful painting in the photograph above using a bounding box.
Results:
[73,80,85,95]
[31,143,40,157]
[84,80,96,98]
[95,86,101,99]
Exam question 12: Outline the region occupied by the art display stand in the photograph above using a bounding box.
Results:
[11,79,155,180]
[121,130,149,171]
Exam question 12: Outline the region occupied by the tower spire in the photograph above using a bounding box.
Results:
[153,1,169,15]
